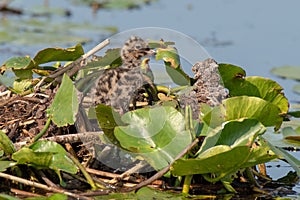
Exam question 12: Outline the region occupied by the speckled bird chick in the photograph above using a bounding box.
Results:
[179,58,228,120]
[90,36,155,114]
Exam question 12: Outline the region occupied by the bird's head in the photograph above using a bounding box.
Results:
[121,36,155,64]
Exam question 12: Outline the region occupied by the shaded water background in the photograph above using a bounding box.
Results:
[1,0,299,197]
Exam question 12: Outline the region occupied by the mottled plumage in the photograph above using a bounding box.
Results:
[90,36,155,114]
[179,58,228,120]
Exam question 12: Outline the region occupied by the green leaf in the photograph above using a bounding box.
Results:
[95,104,125,144]
[198,119,266,155]
[12,147,53,168]
[171,146,251,177]
[136,186,187,199]
[282,127,300,145]
[0,161,17,172]
[165,65,191,86]
[156,47,191,86]
[202,96,283,129]
[114,106,192,170]
[0,194,20,200]
[93,186,190,200]
[32,44,84,65]
[12,79,33,93]
[171,119,272,179]
[245,76,288,114]
[293,84,300,94]
[219,64,288,114]
[263,126,300,148]
[13,69,33,80]
[264,139,300,176]
[47,74,79,127]
[271,66,300,81]
[84,48,122,70]
[0,130,16,155]
[101,0,150,9]
[224,96,283,129]
[25,193,67,200]
[0,70,16,87]
[218,63,246,93]
[12,141,77,174]
[240,137,277,168]
[30,140,77,174]
[2,56,34,70]
[156,47,181,68]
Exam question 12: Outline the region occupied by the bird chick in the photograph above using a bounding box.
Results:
[90,36,156,114]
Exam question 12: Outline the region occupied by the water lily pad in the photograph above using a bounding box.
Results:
[219,64,288,114]
[11,140,77,186]
[264,139,300,176]
[198,119,266,154]
[264,126,300,148]
[171,119,275,179]
[0,18,116,46]
[78,0,155,10]
[171,146,251,177]
[114,106,192,170]
[202,96,283,129]
[293,84,300,94]
[93,186,188,200]
[224,96,282,128]
[218,63,246,92]
[271,66,300,81]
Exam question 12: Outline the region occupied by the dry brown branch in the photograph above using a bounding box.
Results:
[0,172,93,200]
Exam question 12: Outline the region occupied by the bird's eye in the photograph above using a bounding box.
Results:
[135,45,141,49]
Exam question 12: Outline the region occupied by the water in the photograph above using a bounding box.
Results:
[1,0,299,197]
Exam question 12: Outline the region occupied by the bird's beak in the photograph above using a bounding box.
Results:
[148,49,156,56]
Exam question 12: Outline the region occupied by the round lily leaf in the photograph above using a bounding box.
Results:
[219,64,288,114]
[244,76,288,114]
[223,96,282,129]
[263,126,300,148]
[114,106,192,170]
[171,146,251,177]
[271,66,300,81]
[202,96,283,129]
[218,63,246,94]
[293,84,300,94]
[198,119,266,155]
[171,119,275,178]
